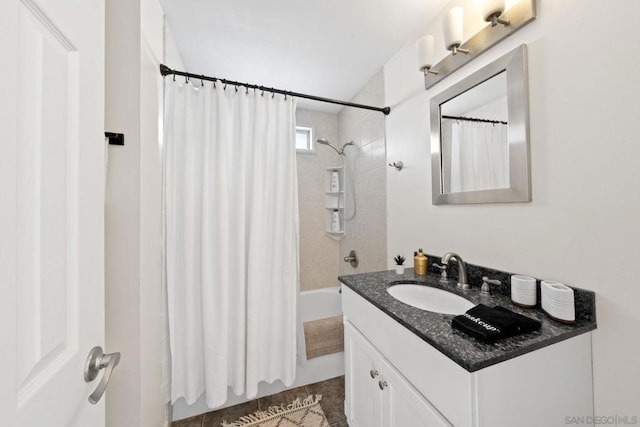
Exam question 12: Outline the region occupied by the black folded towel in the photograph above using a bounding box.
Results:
[452,304,541,343]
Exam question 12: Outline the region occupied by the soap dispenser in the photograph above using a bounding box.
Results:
[414,249,428,276]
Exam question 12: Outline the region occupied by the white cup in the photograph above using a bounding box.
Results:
[511,275,537,307]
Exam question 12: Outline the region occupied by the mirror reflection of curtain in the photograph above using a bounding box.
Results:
[449,120,509,192]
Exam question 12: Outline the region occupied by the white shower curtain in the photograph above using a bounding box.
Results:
[450,120,509,192]
[163,80,299,408]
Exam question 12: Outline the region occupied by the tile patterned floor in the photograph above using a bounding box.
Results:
[172,376,347,427]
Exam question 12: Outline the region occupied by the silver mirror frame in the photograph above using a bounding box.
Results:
[430,44,531,205]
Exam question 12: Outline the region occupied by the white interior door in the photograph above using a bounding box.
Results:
[0,0,107,426]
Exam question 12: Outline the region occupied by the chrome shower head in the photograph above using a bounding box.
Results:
[316,138,343,155]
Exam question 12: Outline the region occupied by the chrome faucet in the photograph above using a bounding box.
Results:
[441,252,470,290]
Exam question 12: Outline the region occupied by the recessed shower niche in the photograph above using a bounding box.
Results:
[324,166,345,238]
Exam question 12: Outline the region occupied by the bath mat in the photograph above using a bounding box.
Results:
[221,395,330,427]
[303,315,344,359]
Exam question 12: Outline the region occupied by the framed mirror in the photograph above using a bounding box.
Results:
[430,44,531,204]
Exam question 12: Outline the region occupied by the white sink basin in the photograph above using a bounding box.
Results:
[387,283,474,315]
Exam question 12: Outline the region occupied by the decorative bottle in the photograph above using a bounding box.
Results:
[331,209,340,232]
[331,170,340,192]
[414,249,428,276]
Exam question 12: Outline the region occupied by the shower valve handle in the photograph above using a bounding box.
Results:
[343,250,358,268]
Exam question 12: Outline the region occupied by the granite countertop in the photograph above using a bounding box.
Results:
[338,268,597,372]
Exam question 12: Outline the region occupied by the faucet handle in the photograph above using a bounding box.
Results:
[434,264,448,281]
[480,276,502,297]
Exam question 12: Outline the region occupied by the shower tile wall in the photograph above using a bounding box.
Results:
[296,109,341,291]
[338,71,387,275]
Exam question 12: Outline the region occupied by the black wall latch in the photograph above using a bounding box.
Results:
[105,132,124,146]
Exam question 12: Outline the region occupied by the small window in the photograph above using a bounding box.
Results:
[296,126,314,152]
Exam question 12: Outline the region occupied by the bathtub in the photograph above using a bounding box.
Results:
[299,285,343,323]
[296,286,344,384]
[173,285,344,420]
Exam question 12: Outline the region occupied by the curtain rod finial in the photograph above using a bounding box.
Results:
[160,64,173,76]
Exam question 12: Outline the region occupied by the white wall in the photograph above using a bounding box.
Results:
[105,0,142,424]
[105,0,171,425]
[385,0,640,417]
[140,0,165,424]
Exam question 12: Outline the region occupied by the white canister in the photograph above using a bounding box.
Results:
[510,275,537,307]
[541,280,575,323]
[331,170,340,192]
[331,210,340,232]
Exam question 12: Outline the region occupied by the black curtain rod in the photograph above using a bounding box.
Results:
[159,64,391,116]
[442,115,507,125]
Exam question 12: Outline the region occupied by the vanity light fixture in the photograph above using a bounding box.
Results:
[419,0,536,90]
[443,7,469,55]
[483,0,510,27]
[416,35,438,75]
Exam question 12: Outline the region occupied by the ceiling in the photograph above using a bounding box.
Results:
[160,0,448,113]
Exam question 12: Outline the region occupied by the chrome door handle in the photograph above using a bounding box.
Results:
[84,346,121,404]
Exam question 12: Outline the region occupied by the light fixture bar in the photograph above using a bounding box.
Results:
[424,0,535,90]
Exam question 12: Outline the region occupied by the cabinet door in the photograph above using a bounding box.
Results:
[345,322,383,427]
[381,359,452,427]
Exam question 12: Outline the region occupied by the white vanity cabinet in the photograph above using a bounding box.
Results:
[342,285,594,427]
[345,321,451,427]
